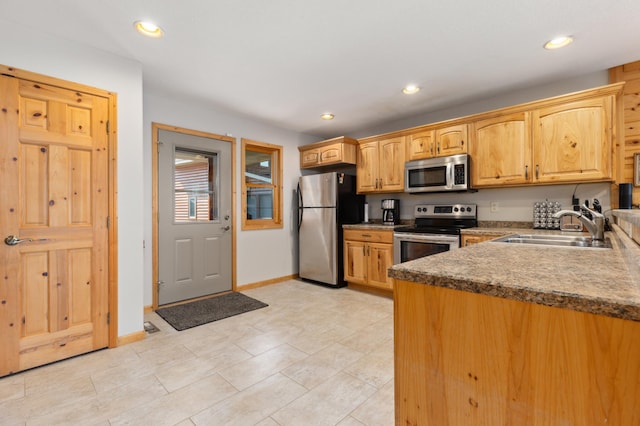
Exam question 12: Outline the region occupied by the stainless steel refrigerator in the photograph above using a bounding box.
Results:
[298,172,364,287]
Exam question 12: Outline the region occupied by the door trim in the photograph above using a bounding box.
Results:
[0,64,119,348]
[151,122,236,310]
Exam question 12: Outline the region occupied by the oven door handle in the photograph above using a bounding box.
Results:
[393,233,459,244]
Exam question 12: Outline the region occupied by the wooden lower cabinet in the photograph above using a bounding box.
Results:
[460,233,507,246]
[343,229,394,290]
[394,279,640,425]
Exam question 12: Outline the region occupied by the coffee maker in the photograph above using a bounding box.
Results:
[381,199,400,225]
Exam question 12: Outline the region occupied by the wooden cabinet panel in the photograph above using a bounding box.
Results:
[532,97,613,183]
[435,124,468,157]
[344,229,394,244]
[460,233,506,246]
[367,243,393,290]
[300,149,319,168]
[407,130,435,160]
[379,137,405,191]
[344,240,367,284]
[471,112,532,186]
[357,137,405,193]
[343,229,394,290]
[299,137,357,169]
[356,141,379,192]
[407,125,467,161]
[395,279,640,425]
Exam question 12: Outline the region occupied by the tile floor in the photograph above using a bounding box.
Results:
[0,280,395,425]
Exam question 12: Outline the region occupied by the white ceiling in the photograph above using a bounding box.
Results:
[3,0,640,138]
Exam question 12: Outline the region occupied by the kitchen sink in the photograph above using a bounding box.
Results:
[491,233,612,249]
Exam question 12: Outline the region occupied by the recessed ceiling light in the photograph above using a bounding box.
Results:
[544,36,573,50]
[321,113,335,120]
[134,20,164,38]
[402,84,420,95]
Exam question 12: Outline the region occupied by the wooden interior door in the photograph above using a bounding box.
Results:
[0,75,110,376]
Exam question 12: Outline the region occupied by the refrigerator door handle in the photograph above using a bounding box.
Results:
[297,182,303,230]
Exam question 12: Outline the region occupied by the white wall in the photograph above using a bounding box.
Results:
[143,92,317,306]
[0,20,145,337]
[353,70,614,222]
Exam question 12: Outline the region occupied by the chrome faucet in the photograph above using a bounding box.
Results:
[552,203,605,242]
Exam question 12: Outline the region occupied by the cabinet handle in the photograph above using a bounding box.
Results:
[430,143,434,155]
[362,234,372,238]
[437,141,440,154]
[525,165,528,180]
[535,164,539,179]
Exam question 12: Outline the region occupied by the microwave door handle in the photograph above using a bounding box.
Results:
[447,163,454,189]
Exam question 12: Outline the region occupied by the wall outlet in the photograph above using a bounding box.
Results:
[490,201,499,212]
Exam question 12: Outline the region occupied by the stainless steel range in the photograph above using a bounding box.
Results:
[393,204,477,264]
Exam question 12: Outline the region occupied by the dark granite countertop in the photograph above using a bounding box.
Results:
[389,225,640,322]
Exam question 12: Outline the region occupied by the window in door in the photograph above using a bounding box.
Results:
[242,138,283,230]
[174,149,218,222]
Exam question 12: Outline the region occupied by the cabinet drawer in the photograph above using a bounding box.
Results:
[344,229,394,243]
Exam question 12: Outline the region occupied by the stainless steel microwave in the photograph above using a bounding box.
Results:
[404,154,470,193]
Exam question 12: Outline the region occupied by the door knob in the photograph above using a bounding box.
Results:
[222,226,231,231]
[4,235,33,246]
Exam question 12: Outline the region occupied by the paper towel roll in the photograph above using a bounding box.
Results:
[364,202,369,223]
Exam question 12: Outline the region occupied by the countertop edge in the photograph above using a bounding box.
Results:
[390,226,640,322]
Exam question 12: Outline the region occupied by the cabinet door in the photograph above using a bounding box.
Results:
[435,124,468,157]
[344,240,367,284]
[532,97,612,183]
[319,143,343,165]
[471,112,532,187]
[461,234,503,246]
[379,136,405,191]
[356,141,379,193]
[367,243,393,290]
[300,148,320,168]
[407,130,435,160]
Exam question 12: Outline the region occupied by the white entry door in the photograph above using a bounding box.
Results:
[157,129,232,305]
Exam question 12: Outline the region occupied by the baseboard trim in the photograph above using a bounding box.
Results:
[117,330,146,346]
[144,305,153,314]
[237,274,299,291]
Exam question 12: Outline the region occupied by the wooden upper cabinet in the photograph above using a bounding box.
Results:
[407,130,435,160]
[407,124,467,161]
[435,124,468,157]
[379,136,405,191]
[471,112,532,186]
[357,136,405,193]
[299,136,357,169]
[356,141,379,192]
[532,96,613,183]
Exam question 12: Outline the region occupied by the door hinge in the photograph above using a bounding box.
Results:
[157,280,164,291]
[157,141,163,153]
[107,312,110,325]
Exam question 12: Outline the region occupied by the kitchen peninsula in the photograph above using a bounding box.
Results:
[390,224,640,425]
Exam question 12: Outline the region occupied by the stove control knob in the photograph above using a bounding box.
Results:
[466,207,472,212]
[454,207,459,212]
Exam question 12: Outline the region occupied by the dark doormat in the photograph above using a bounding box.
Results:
[156,292,268,331]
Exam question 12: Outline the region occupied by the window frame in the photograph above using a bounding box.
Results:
[241,138,283,230]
